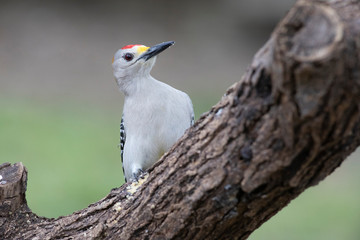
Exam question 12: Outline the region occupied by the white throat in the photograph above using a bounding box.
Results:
[114,59,156,97]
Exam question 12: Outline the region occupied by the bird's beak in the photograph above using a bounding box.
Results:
[138,41,175,62]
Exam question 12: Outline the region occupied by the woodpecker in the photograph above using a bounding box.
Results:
[112,41,194,182]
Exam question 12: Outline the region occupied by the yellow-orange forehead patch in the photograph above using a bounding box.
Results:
[137,46,150,54]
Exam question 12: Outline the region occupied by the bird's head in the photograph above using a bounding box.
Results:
[112,41,174,92]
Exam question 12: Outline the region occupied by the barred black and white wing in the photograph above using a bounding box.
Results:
[190,112,195,126]
[120,114,127,182]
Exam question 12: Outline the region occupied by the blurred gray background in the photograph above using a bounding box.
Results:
[0,0,295,106]
[1,1,359,239]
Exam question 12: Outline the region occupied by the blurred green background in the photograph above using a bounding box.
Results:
[0,1,359,239]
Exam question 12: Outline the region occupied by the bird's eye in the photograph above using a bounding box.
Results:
[123,53,134,61]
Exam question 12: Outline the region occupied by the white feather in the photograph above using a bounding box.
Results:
[113,44,194,181]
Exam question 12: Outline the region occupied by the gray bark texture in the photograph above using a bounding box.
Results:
[1,0,360,239]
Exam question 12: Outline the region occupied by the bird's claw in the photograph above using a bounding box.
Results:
[131,168,146,182]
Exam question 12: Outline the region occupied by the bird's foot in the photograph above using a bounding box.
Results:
[131,168,147,182]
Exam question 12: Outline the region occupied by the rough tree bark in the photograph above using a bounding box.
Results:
[1,0,360,239]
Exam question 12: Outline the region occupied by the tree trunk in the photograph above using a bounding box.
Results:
[1,0,360,239]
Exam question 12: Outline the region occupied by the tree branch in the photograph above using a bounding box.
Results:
[1,0,360,239]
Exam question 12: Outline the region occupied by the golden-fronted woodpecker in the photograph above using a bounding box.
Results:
[112,41,194,182]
